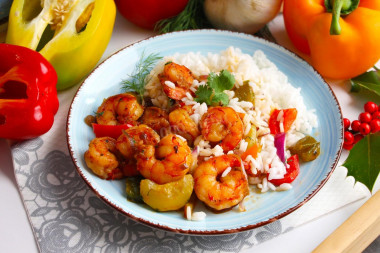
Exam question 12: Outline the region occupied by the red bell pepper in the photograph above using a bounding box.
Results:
[269,108,298,135]
[92,123,133,139]
[269,154,300,186]
[0,43,59,140]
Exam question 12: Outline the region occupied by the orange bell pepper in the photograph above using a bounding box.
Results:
[283,0,380,80]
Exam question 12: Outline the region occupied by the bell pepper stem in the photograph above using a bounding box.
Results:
[330,0,344,35]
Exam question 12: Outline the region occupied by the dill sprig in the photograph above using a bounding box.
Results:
[155,0,211,34]
[122,51,162,101]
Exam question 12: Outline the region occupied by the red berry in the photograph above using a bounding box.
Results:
[343,143,353,150]
[359,112,372,123]
[359,122,371,135]
[351,120,361,132]
[372,111,380,120]
[343,118,350,130]
[364,101,378,114]
[354,134,364,144]
[344,131,354,145]
[370,119,380,133]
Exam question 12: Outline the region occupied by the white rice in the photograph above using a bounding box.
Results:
[221,167,232,178]
[191,211,206,221]
[145,46,318,193]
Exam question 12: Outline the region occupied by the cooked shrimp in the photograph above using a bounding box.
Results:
[84,137,124,180]
[193,154,249,210]
[158,62,194,100]
[169,106,200,145]
[96,93,144,125]
[116,124,160,159]
[135,134,193,184]
[200,106,244,152]
[140,107,170,135]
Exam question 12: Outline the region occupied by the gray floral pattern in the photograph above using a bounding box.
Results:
[12,136,289,253]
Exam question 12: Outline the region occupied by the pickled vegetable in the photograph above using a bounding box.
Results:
[140,174,194,212]
[234,80,255,103]
[125,176,143,203]
[244,125,258,148]
[289,136,320,162]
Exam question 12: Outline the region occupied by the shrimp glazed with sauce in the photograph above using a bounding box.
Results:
[84,47,320,221]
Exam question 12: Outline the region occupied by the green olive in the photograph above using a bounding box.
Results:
[289,135,321,162]
[125,176,143,203]
[233,80,255,103]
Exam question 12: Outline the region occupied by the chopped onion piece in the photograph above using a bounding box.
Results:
[274,132,286,164]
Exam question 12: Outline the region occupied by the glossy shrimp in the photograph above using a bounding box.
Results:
[116,124,160,159]
[135,134,193,184]
[168,105,200,145]
[84,137,124,180]
[140,106,170,135]
[96,93,144,125]
[193,154,249,210]
[158,62,194,100]
[116,124,160,176]
[200,106,243,152]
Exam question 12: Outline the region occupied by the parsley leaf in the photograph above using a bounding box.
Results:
[195,70,235,106]
[209,70,235,93]
[195,85,213,104]
[211,93,229,105]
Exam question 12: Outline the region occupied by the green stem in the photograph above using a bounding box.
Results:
[330,0,344,35]
[326,0,360,35]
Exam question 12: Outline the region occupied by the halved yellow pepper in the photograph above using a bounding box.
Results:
[6,0,116,90]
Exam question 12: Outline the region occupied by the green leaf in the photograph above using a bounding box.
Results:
[211,92,229,106]
[343,133,380,193]
[194,84,213,104]
[208,70,235,93]
[194,70,235,106]
[350,67,380,97]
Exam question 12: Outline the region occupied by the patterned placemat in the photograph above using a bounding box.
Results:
[10,81,367,253]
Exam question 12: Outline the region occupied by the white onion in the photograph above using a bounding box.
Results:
[204,0,283,34]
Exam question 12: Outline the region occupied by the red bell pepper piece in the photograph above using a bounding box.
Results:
[268,154,300,186]
[0,44,59,140]
[92,123,133,139]
[269,108,298,135]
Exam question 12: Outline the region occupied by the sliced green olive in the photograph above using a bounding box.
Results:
[289,135,320,162]
[234,80,255,103]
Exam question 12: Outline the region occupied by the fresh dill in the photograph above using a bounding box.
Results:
[122,51,162,101]
[155,0,211,34]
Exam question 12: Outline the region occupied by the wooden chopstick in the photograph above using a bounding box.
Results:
[313,190,380,253]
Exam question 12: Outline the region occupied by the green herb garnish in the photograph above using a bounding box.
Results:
[122,51,162,100]
[155,0,211,34]
[195,70,235,106]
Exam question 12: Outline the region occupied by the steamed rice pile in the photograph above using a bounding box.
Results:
[145,47,318,192]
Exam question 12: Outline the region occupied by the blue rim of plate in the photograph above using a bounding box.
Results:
[66,29,344,235]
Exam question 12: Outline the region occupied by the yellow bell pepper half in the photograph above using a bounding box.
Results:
[6,0,116,90]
